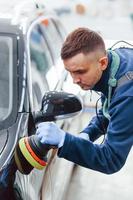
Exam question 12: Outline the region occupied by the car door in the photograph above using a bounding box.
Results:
[14,19,55,200]
[14,14,81,200]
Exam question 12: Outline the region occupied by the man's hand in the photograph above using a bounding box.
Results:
[36,122,66,148]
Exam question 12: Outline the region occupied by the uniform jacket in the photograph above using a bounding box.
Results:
[58,48,133,174]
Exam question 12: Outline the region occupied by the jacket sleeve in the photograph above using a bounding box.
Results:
[81,95,109,142]
[58,96,133,174]
[81,108,109,142]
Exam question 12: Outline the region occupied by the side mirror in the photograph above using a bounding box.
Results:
[34,91,82,124]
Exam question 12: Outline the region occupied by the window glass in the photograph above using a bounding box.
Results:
[39,19,65,88]
[29,24,54,110]
[30,25,53,74]
[31,63,48,111]
[39,19,63,62]
[29,20,67,111]
[52,18,66,41]
[0,37,13,120]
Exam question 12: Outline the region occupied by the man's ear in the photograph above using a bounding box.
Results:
[99,56,108,71]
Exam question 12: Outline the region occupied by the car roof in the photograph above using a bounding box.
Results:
[0,1,56,35]
[0,18,21,35]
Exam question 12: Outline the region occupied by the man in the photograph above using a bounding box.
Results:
[37,27,133,174]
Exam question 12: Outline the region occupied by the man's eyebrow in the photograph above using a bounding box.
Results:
[70,70,86,75]
[73,68,86,73]
[65,66,86,72]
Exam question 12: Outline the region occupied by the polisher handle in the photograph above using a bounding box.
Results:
[30,135,57,157]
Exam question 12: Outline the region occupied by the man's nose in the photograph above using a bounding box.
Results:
[72,76,81,84]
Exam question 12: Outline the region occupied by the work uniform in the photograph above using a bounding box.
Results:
[58,48,133,174]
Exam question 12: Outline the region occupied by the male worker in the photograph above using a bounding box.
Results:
[37,27,133,174]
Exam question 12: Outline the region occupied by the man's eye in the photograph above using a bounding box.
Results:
[76,71,85,74]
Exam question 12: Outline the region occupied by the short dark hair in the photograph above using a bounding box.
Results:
[61,27,106,60]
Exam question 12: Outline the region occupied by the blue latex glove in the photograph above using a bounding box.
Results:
[36,122,66,148]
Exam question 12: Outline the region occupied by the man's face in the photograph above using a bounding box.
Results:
[63,52,108,90]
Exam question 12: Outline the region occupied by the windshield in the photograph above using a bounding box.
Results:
[0,36,13,121]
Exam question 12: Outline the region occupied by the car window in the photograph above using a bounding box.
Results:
[29,19,67,111]
[52,18,67,41]
[38,19,66,89]
[39,19,63,62]
[31,62,51,111]
[30,24,53,74]
[0,36,13,120]
[29,24,53,111]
